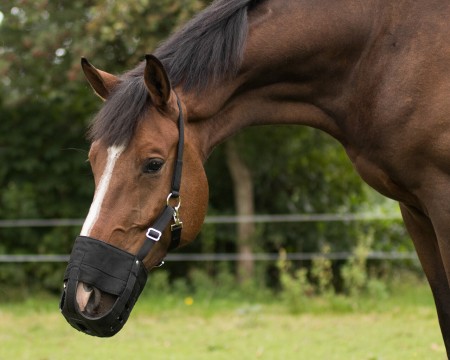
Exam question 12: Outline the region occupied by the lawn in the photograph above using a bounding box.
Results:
[0,282,446,360]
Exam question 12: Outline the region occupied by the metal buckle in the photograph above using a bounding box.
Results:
[167,192,183,232]
[146,228,162,241]
[166,193,181,211]
[171,223,183,232]
[172,206,183,231]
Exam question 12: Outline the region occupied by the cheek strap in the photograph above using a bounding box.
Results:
[137,94,185,263]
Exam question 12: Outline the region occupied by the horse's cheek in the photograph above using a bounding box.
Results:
[182,157,209,244]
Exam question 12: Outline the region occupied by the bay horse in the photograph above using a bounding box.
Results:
[61,0,450,355]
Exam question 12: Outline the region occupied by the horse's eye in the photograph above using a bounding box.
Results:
[143,158,164,174]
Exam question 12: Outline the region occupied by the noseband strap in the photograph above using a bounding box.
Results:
[137,94,185,261]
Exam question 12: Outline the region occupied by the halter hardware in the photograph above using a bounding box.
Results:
[168,193,183,233]
[146,228,162,242]
[167,192,181,209]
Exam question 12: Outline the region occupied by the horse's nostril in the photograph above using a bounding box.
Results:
[85,287,102,316]
[76,282,102,316]
[83,283,93,292]
[76,282,92,312]
[75,281,118,318]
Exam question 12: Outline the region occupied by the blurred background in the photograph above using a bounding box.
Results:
[2,2,445,358]
[0,0,419,300]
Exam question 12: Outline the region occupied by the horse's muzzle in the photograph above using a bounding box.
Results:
[60,236,148,337]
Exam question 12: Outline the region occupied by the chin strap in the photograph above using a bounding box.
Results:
[137,94,184,264]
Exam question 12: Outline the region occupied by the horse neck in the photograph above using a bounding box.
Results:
[182,0,381,162]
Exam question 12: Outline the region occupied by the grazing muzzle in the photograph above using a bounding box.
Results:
[60,94,185,337]
[60,236,148,337]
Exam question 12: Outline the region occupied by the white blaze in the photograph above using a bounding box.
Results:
[80,145,126,237]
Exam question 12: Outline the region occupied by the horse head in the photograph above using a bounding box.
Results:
[60,55,208,336]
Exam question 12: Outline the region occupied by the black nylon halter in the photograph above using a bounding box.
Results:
[60,94,185,337]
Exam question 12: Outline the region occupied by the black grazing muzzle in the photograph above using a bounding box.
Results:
[60,236,148,337]
[60,94,185,337]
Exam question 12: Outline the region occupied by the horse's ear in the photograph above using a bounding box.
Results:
[81,58,119,101]
[144,54,171,107]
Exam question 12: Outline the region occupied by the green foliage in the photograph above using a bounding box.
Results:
[277,249,313,314]
[341,232,373,297]
[0,0,210,291]
[206,127,411,257]
[0,0,413,293]
[310,244,334,295]
[144,270,171,295]
[276,240,392,314]
[341,231,388,301]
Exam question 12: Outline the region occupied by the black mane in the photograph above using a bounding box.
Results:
[89,0,258,146]
[155,0,256,91]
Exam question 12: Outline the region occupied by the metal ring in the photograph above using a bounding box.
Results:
[166,193,181,210]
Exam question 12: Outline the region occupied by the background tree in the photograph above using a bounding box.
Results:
[225,138,255,282]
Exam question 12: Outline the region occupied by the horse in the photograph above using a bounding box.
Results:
[60,0,450,355]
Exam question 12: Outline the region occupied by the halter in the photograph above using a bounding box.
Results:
[60,95,185,337]
[139,94,185,258]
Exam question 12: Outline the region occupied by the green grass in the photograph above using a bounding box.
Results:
[0,282,446,360]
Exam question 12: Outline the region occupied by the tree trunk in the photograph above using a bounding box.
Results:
[225,138,255,282]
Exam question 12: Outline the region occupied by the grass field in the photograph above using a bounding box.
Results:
[0,282,446,360]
